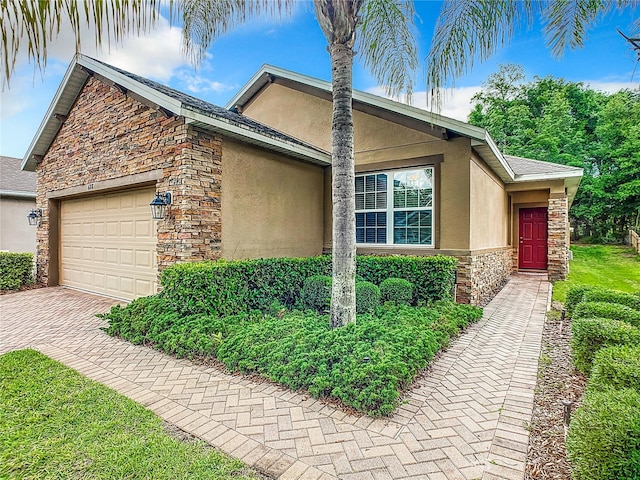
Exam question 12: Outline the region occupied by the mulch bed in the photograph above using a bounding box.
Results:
[525,304,587,479]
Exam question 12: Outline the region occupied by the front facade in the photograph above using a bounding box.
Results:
[23,56,581,303]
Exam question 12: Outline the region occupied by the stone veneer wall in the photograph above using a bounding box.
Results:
[547,196,569,281]
[35,76,222,285]
[456,248,513,305]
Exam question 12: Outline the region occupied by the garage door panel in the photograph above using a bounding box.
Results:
[60,186,157,300]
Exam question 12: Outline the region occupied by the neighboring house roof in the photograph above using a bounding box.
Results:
[0,156,36,198]
[22,55,330,172]
[227,65,583,192]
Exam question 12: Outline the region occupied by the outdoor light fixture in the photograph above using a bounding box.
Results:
[150,192,171,220]
[27,209,42,226]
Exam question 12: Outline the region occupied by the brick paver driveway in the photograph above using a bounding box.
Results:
[0,274,549,480]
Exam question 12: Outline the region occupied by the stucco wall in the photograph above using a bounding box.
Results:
[34,76,222,286]
[221,138,324,259]
[0,197,37,253]
[469,156,509,250]
[244,82,474,252]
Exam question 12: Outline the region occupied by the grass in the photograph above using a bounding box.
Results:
[552,244,640,303]
[0,349,260,480]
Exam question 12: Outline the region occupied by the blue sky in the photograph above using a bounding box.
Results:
[1,1,638,159]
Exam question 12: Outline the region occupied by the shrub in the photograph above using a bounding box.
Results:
[589,345,640,393]
[216,302,483,416]
[574,301,640,327]
[355,281,380,314]
[301,276,332,312]
[583,289,640,311]
[571,317,640,374]
[565,285,598,317]
[0,252,34,290]
[566,388,640,480]
[380,278,414,305]
[161,255,457,317]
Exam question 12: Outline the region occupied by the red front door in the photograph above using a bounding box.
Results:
[519,207,548,270]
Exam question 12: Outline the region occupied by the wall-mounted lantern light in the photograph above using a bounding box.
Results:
[150,192,171,220]
[27,209,42,226]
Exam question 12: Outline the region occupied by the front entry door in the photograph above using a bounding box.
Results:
[519,207,548,270]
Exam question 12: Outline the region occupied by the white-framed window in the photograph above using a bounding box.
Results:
[355,167,434,246]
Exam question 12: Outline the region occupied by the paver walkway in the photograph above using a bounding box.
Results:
[0,274,549,480]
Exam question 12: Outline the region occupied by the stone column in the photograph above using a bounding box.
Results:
[548,196,569,281]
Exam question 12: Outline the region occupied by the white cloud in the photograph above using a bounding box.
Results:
[174,69,236,94]
[365,85,481,122]
[580,80,639,93]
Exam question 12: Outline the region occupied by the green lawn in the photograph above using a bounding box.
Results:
[553,244,640,303]
[0,349,260,480]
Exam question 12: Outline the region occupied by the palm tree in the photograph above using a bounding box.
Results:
[2,0,635,327]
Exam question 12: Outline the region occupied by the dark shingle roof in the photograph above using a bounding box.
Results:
[504,154,583,177]
[90,59,327,156]
[0,156,36,194]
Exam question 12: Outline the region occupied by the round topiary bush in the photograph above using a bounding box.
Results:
[355,281,380,314]
[566,388,640,480]
[380,278,414,306]
[301,275,332,312]
[589,344,640,393]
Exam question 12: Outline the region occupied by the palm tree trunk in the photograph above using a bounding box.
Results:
[329,42,356,329]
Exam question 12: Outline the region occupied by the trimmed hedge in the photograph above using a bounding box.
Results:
[566,388,640,480]
[380,278,414,306]
[161,255,457,316]
[589,345,640,393]
[583,289,640,311]
[0,252,34,290]
[565,285,598,317]
[301,276,332,312]
[573,301,640,327]
[571,317,640,374]
[103,299,483,416]
[355,281,380,314]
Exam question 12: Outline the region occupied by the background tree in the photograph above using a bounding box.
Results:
[470,64,640,242]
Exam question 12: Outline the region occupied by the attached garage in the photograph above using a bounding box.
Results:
[60,186,157,300]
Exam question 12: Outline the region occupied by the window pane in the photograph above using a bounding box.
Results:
[366,228,376,242]
[377,229,387,243]
[377,212,387,226]
[356,213,365,228]
[419,191,432,207]
[420,211,432,227]
[355,176,364,193]
[406,190,419,207]
[377,174,387,191]
[356,228,365,243]
[406,211,420,226]
[366,212,376,227]
[394,211,405,227]
[394,228,406,244]
[394,190,405,208]
[376,191,387,208]
[406,228,419,244]
[420,229,432,245]
[355,193,364,210]
[365,175,376,192]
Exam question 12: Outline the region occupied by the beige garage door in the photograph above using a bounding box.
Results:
[60,187,158,300]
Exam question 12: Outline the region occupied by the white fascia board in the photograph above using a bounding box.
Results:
[0,190,36,198]
[22,56,84,171]
[78,56,182,114]
[512,169,584,183]
[182,108,331,165]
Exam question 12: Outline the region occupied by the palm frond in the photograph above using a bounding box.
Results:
[1,0,160,86]
[177,0,295,66]
[357,0,418,100]
[542,0,611,56]
[426,0,535,111]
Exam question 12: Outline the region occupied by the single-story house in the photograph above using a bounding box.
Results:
[1,156,37,253]
[22,54,582,304]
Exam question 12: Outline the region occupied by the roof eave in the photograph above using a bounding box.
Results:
[511,170,584,183]
[183,108,331,166]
